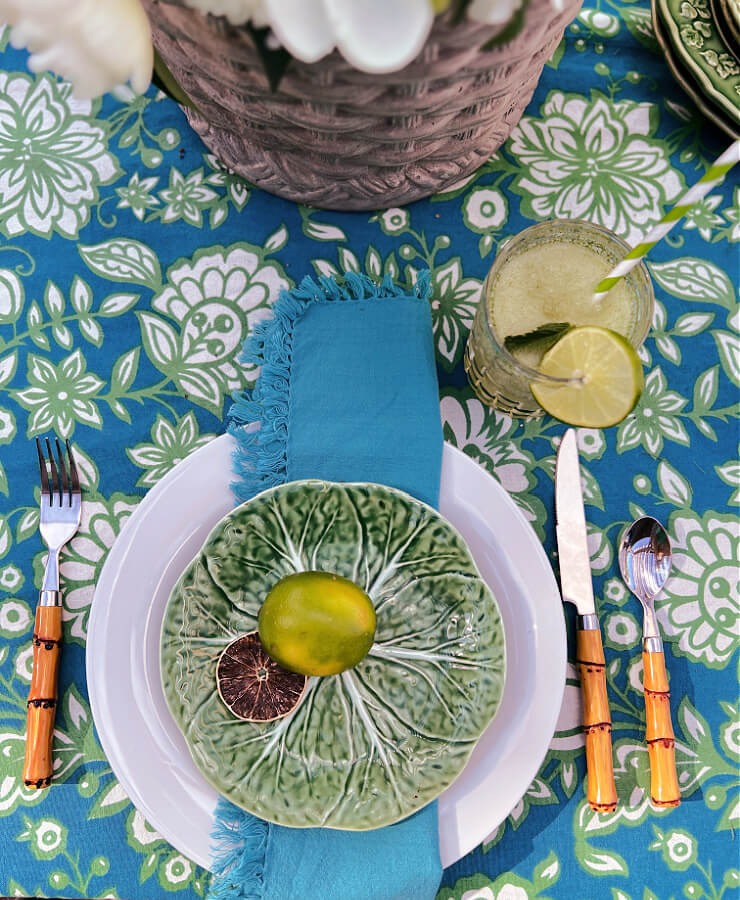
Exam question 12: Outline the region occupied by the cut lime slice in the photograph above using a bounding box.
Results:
[530,326,644,427]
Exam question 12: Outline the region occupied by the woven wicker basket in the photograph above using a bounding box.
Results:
[145,0,582,210]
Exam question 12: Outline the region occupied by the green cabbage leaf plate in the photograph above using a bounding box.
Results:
[161,480,506,830]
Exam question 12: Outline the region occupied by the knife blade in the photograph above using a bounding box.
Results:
[556,429,617,813]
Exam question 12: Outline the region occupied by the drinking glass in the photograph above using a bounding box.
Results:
[464,219,655,417]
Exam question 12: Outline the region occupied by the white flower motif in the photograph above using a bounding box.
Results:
[604,577,629,606]
[159,169,219,226]
[164,855,192,884]
[14,351,106,438]
[576,427,605,460]
[657,511,739,668]
[0,598,31,636]
[0,73,120,238]
[127,412,216,487]
[463,187,508,234]
[431,259,483,367]
[682,194,723,241]
[440,395,532,494]
[33,819,64,854]
[509,91,684,246]
[659,829,697,870]
[143,245,290,414]
[378,208,410,235]
[115,172,159,221]
[3,0,152,99]
[0,565,23,592]
[603,610,640,648]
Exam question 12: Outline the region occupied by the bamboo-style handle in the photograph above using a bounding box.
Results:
[577,625,617,813]
[643,649,681,808]
[23,605,62,789]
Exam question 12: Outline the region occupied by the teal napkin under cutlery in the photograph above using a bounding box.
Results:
[212,272,443,900]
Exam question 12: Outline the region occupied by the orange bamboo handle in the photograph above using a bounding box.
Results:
[643,649,680,808]
[23,605,62,789]
[577,627,617,812]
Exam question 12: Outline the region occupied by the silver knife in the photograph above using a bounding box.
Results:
[556,428,617,813]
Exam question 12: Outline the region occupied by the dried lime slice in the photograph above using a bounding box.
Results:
[530,326,644,428]
[216,631,307,722]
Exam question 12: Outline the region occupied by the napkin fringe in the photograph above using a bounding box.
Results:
[208,797,268,900]
[228,271,431,504]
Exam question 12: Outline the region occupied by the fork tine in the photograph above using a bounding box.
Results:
[66,440,80,494]
[36,438,50,496]
[45,437,61,505]
[55,438,70,505]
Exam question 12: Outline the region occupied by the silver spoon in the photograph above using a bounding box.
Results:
[619,516,680,807]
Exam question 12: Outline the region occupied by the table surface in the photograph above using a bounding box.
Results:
[0,2,738,898]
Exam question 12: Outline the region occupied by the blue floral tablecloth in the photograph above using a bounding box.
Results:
[0,2,738,897]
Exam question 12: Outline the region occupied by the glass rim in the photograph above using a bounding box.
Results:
[482,218,655,387]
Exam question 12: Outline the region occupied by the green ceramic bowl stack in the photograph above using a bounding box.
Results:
[652,0,740,138]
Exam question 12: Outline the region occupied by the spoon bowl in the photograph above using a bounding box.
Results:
[618,516,672,612]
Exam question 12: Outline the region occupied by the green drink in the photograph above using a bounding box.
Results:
[464,220,654,418]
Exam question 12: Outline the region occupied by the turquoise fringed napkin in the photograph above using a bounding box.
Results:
[211,272,444,900]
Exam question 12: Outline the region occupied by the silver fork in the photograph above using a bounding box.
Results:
[23,438,82,789]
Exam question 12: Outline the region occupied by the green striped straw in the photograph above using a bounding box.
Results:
[592,139,740,303]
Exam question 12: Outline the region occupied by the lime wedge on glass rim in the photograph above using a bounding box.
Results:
[530,325,644,428]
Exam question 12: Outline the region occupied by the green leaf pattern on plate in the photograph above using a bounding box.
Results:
[161,481,505,829]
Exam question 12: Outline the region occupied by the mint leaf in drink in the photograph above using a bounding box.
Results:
[504,322,572,355]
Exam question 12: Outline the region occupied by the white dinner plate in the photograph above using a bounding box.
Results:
[88,436,565,870]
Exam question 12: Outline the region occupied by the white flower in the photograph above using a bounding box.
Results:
[463,187,508,233]
[0,599,31,637]
[604,577,628,606]
[468,0,523,25]
[0,565,23,592]
[264,0,434,73]
[603,610,640,648]
[32,819,65,855]
[440,395,532,494]
[2,0,152,99]
[576,427,605,460]
[0,74,120,239]
[164,855,192,884]
[378,208,410,235]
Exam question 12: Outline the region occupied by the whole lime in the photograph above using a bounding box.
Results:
[258,572,377,676]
